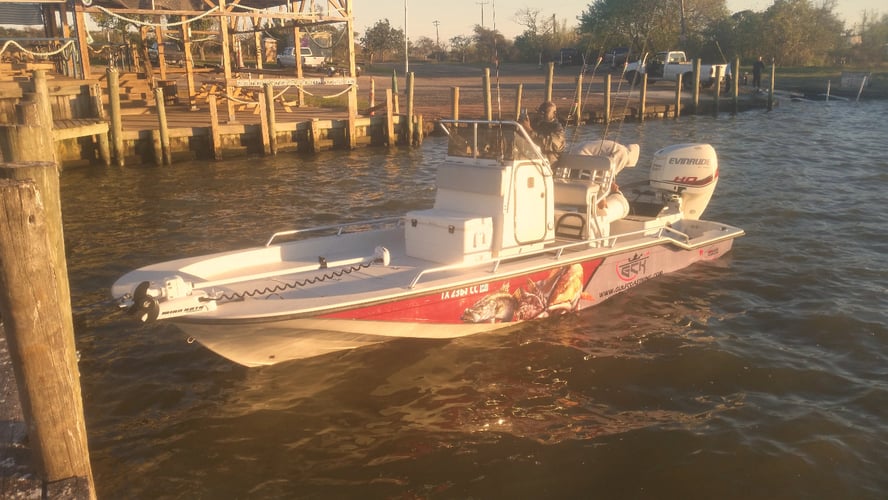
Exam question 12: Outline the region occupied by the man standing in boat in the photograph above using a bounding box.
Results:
[521,101,565,165]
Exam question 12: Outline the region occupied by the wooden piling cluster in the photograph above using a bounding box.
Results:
[444,60,767,127]
[78,68,424,166]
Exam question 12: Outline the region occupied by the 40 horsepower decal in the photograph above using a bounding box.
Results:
[318,260,604,324]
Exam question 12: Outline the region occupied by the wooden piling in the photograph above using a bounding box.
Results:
[310,118,321,153]
[369,77,376,115]
[106,68,124,166]
[391,70,400,115]
[347,84,358,149]
[732,56,740,115]
[264,83,277,155]
[32,70,53,136]
[603,74,611,123]
[386,89,395,147]
[208,94,222,160]
[675,73,682,119]
[639,74,648,122]
[451,86,460,120]
[514,83,523,121]
[153,87,171,165]
[406,72,415,146]
[545,62,554,102]
[416,114,423,144]
[151,129,163,166]
[693,58,701,114]
[768,62,776,111]
[713,66,722,116]
[0,162,95,499]
[573,73,583,124]
[3,100,53,162]
[483,68,492,121]
[258,88,271,155]
[90,83,111,166]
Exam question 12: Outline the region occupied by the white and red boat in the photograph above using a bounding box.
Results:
[113,120,744,366]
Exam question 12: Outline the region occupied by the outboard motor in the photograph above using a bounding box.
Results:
[649,143,719,220]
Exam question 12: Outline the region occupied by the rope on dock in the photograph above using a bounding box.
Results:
[0,39,75,59]
[94,5,220,27]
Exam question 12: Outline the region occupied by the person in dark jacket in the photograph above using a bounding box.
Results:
[752,56,766,90]
[520,101,565,165]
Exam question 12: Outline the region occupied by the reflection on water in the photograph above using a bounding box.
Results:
[60,100,888,498]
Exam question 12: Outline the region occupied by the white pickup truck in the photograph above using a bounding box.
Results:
[277,46,327,69]
[624,51,727,88]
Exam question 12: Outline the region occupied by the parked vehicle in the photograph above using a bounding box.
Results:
[148,41,185,66]
[603,47,631,68]
[558,47,583,66]
[624,50,728,88]
[277,46,326,68]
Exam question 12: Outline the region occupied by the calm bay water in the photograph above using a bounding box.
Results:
[61,99,887,499]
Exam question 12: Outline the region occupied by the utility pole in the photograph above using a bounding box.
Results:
[476,0,488,28]
[433,20,441,61]
[404,0,409,74]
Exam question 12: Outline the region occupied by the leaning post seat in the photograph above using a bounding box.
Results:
[552,155,616,240]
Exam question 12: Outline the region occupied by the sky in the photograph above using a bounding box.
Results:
[351,0,885,42]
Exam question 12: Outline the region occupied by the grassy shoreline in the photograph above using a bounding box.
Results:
[773,65,888,98]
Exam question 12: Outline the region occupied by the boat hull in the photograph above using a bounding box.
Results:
[172,236,736,366]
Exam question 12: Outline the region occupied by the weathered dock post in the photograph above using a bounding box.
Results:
[768,62,776,111]
[639,74,648,122]
[369,77,376,115]
[391,70,400,115]
[406,72,415,146]
[693,58,702,114]
[90,83,111,166]
[451,87,460,120]
[713,66,722,116]
[106,67,125,166]
[514,83,523,121]
[153,87,172,165]
[3,98,53,162]
[573,73,583,124]
[674,73,683,119]
[386,89,395,148]
[732,56,740,114]
[603,74,611,123]
[208,94,222,160]
[258,88,271,155]
[482,68,492,121]
[545,62,554,102]
[347,81,358,149]
[309,119,321,154]
[264,83,278,155]
[0,163,95,499]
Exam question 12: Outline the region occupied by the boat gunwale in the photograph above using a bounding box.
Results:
[168,220,742,326]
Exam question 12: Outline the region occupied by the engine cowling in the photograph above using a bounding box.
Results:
[649,143,719,220]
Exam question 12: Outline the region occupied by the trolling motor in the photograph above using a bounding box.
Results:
[120,278,217,323]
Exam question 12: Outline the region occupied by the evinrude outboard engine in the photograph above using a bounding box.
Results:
[649,143,719,220]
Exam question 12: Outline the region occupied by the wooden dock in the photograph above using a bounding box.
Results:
[1,62,771,168]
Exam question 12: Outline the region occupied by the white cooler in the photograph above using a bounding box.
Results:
[405,209,493,264]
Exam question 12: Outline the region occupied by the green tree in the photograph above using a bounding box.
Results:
[761,0,844,65]
[578,0,727,57]
[858,13,888,63]
[360,19,404,64]
[472,25,509,64]
[450,35,472,63]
